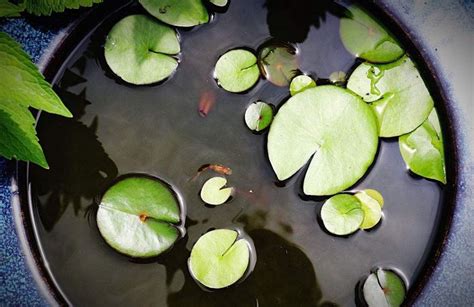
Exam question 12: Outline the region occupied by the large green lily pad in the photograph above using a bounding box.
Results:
[340,5,404,63]
[214,49,260,93]
[139,0,209,27]
[104,14,180,85]
[399,109,446,183]
[268,85,378,196]
[363,268,406,307]
[96,175,181,258]
[189,229,251,289]
[347,56,434,137]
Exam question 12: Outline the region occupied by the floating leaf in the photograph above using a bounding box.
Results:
[189,229,250,289]
[340,5,404,63]
[244,101,274,132]
[355,189,383,230]
[139,0,209,27]
[289,75,316,96]
[320,194,364,236]
[96,175,181,258]
[104,15,180,85]
[399,109,446,183]
[347,56,434,137]
[258,40,300,87]
[214,49,260,93]
[200,177,233,205]
[329,71,346,85]
[209,0,228,7]
[268,86,378,196]
[363,268,406,307]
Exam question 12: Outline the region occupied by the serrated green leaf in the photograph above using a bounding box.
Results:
[0,0,25,17]
[24,0,103,16]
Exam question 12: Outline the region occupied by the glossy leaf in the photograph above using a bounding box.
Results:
[258,40,299,87]
[363,268,406,307]
[104,15,180,85]
[347,56,434,137]
[244,101,273,132]
[340,5,404,63]
[329,71,346,85]
[97,176,181,258]
[355,189,383,230]
[200,177,233,205]
[139,0,209,27]
[289,75,316,96]
[214,49,260,93]
[399,109,446,183]
[268,86,378,196]
[320,194,364,236]
[189,229,250,289]
[209,0,228,7]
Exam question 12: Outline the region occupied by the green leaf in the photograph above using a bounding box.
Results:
[289,75,316,96]
[189,229,250,289]
[328,71,346,85]
[268,85,378,196]
[258,40,299,87]
[320,194,364,236]
[0,0,25,17]
[104,15,180,85]
[96,176,181,258]
[244,101,273,132]
[209,0,228,7]
[363,268,406,307]
[24,0,103,16]
[399,109,446,183]
[200,176,233,206]
[340,5,404,63]
[214,49,260,93]
[347,56,434,137]
[355,189,383,230]
[139,0,209,27]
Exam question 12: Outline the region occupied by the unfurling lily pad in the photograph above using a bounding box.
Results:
[244,101,274,132]
[399,109,446,183]
[347,56,434,137]
[355,189,383,230]
[340,5,404,63]
[320,194,364,236]
[104,15,180,85]
[258,40,300,87]
[289,75,316,96]
[96,175,181,258]
[139,0,209,27]
[209,0,228,7]
[329,71,347,85]
[200,177,233,205]
[268,85,378,196]
[189,229,251,289]
[363,268,406,307]
[214,49,260,93]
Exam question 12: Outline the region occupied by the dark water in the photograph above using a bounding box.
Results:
[29,0,445,306]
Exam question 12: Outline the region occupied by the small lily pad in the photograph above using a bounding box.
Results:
[289,75,316,96]
[96,175,181,258]
[399,109,446,183]
[355,189,383,230]
[268,85,378,196]
[340,5,404,63]
[363,268,406,307]
[200,177,233,205]
[139,0,209,27]
[209,0,228,7]
[189,229,251,289]
[329,71,347,85]
[214,49,260,93]
[258,40,300,87]
[320,194,364,236]
[244,101,274,132]
[347,56,434,137]
[104,15,180,85]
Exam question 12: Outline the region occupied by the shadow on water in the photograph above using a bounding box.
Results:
[30,69,117,231]
[264,0,350,43]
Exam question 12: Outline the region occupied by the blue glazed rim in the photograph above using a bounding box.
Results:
[9,0,468,305]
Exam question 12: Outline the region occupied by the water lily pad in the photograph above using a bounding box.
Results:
[329,71,347,85]
[104,15,180,85]
[268,85,378,196]
[258,40,300,87]
[139,0,209,27]
[209,0,228,7]
[200,176,233,205]
[244,101,274,132]
[214,49,260,93]
[96,175,181,258]
[355,189,383,230]
[363,268,406,307]
[289,75,316,96]
[320,194,364,236]
[189,229,251,289]
[347,56,434,137]
[340,5,404,63]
